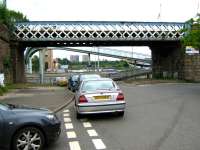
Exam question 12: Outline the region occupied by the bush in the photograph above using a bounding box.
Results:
[0,87,3,96]
[0,86,8,96]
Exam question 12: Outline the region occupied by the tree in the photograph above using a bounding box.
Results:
[182,14,200,53]
[57,58,70,65]
[0,4,28,28]
[32,55,39,73]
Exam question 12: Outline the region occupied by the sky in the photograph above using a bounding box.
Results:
[6,0,200,60]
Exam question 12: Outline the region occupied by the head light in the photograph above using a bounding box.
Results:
[46,114,56,120]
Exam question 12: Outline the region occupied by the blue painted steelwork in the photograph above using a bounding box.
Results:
[14,21,186,41]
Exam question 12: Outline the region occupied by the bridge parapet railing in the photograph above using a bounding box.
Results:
[14,21,186,41]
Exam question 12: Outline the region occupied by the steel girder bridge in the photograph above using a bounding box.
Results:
[13,21,186,47]
[12,21,187,83]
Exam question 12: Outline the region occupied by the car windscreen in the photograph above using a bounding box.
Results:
[81,80,115,91]
[0,103,9,110]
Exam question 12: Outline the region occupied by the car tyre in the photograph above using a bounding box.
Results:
[13,127,45,150]
[76,113,83,119]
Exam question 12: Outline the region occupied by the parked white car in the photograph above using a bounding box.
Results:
[75,78,126,118]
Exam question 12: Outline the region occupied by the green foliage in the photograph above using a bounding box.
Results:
[182,14,200,52]
[32,55,39,73]
[57,58,70,65]
[0,86,8,96]
[0,4,28,28]
[3,55,11,69]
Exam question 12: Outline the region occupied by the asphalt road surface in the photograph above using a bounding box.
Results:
[1,83,200,150]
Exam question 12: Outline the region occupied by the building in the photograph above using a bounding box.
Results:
[82,55,89,62]
[70,55,79,62]
[44,49,53,71]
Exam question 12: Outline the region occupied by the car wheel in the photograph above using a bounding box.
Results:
[13,127,45,150]
[118,111,124,117]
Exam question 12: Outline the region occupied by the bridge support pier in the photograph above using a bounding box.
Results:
[11,43,26,83]
[88,53,91,72]
[26,58,32,74]
[150,43,184,79]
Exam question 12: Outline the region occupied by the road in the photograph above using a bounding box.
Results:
[1,83,200,150]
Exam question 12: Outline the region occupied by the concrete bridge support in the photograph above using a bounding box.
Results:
[11,43,26,83]
[28,58,32,74]
[25,58,32,74]
[39,49,45,84]
[150,42,184,79]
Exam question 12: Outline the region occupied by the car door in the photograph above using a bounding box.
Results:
[0,110,3,142]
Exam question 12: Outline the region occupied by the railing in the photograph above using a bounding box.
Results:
[26,69,152,84]
[14,21,186,41]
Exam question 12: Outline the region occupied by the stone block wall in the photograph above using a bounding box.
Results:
[184,55,200,82]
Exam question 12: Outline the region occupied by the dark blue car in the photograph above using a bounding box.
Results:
[68,74,79,92]
[0,103,61,150]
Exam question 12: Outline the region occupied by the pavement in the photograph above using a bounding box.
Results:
[1,83,200,150]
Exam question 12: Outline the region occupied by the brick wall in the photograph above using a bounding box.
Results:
[184,55,200,82]
[0,24,12,83]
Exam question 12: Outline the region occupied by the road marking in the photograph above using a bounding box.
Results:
[65,123,74,129]
[87,129,98,137]
[83,122,92,128]
[63,113,70,117]
[64,117,71,123]
[69,141,81,150]
[92,139,106,149]
[66,131,77,138]
[63,109,69,113]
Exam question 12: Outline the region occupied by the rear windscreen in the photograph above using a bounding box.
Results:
[81,80,115,91]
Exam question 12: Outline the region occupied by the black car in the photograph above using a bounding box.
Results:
[68,74,79,92]
[0,103,61,150]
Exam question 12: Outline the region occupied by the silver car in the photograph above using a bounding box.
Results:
[75,78,126,118]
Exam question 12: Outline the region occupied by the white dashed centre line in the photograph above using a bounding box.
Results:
[64,117,71,123]
[63,113,70,117]
[92,139,106,150]
[69,141,81,150]
[66,131,77,138]
[63,109,69,113]
[87,129,98,137]
[65,123,74,129]
[83,122,92,128]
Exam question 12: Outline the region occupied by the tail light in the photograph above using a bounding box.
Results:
[79,95,88,103]
[116,92,124,101]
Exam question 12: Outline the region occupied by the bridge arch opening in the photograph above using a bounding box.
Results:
[24,46,152,83]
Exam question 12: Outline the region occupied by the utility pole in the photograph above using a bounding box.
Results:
[97,47,100,72]
[197,0,200,16]
[157,1,162,21]
[39,49,45,84]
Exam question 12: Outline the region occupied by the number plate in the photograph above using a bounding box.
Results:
[94,95,111,100]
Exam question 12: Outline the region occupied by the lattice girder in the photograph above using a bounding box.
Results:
[13,21,186,41]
